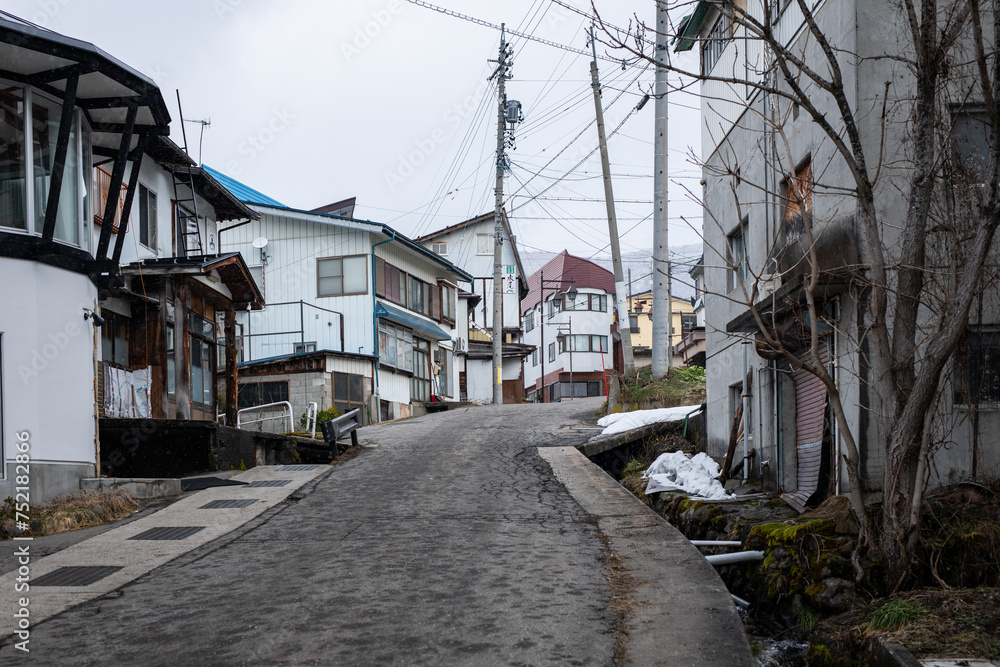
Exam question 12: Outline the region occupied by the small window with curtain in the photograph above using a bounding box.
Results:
[138,183,157,250]
[477,233,492,254]
[318,255,367,297]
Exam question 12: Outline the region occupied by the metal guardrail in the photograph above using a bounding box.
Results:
[236,401,293,433]
[305,401,318,438]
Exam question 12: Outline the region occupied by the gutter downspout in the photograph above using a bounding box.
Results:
[372,230,396,411]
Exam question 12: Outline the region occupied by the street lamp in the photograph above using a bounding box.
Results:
[537,269,576,403]
[555,316,573,400]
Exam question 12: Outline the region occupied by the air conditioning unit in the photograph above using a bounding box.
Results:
[454,338,466,353]
[758,274,778,299]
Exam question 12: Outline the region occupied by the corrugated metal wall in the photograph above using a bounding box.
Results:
[781,341,830,512]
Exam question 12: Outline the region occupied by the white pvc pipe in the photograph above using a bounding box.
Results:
[705,550,765,566]
[690,540,742,547]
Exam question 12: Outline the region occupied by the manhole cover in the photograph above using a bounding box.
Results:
[246,480,292,488]
[34,566,123,587]
[277,465,319,471]
[129,526,205,540]
[199,499,257,509]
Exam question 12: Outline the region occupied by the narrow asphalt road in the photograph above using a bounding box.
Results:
[5,399,625,665]
[2,398,752,666]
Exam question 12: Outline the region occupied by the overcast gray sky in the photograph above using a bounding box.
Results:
[7,0,704,260]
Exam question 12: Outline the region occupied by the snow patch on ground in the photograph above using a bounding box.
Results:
[642,451,730,500]
[596,404,703,436]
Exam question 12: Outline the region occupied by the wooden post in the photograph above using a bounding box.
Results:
[174,280,192,420]
[225,307,238,426]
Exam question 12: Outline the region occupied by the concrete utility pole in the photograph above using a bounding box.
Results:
[651,0,672,377]
[589,26,635,375]
[490,25,514,405]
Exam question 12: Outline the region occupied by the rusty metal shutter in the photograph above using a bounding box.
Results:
[781,341,829,512]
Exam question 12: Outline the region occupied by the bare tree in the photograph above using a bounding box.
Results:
[597,0,1000,587]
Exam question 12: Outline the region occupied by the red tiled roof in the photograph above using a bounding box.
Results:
[522,250,616,314]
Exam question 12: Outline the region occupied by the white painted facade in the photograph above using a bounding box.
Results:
[220,202,470,419]
[0,261,101,501]
[416,213,525,334]
[522,287,613,401]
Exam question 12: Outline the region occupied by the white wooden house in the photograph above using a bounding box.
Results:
[416,210,532,403]
[207,166,472,422]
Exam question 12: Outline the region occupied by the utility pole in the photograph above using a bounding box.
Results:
[589,26,634,375]
[490,25,519,405]
[651,0,671,377]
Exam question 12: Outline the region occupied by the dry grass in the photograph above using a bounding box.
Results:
[1,489,140,539]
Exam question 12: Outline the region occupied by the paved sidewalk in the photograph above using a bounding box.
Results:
[0,464,329,640]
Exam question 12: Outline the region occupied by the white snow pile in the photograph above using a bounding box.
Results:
[596,404,703,436]
[642,451,730,500]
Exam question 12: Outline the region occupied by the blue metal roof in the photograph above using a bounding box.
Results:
[375,301,451,341]
[202,165,287,208]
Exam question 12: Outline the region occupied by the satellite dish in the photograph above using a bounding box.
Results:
[252,237,269,249]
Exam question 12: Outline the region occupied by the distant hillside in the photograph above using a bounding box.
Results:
[519,244,702,301]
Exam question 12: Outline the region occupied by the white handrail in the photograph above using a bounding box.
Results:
[306,401,318,438]
[236,401,293,433]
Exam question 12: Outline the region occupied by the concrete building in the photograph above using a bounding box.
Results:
[522,251,615,402]
[679,0,1000,509]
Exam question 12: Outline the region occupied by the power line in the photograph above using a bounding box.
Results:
[405,0,627,65]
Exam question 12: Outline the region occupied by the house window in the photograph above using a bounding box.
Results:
[237,380,289,408]
[0,85,89,244]
[411,338,431,401]
[728,220,748,292]
[0,86,27,231]
[547,296,562,318]
[548,342,556,362]
[628,315,639,334]
[956,329,1000,404]
[562,292,607,312]
[681,314,698,338]
[138,183,157,249]
[33,92,82,246]
[559,334,608,353]
[532,349,538,367]
[432,242,448,256]
[317,255,367,297]
[407,275,430,316]
[440,283,455,322]
[189,297,216,407]
[100,311,130,368]
[476,233,492,254]
[952,109,991,182]
[333,372,365,415]
[784,160,813,244]
[524,310,535,332]
[293,342,316,354]
[702,10,733,76]
[437,348,453,397]
[378,319,413,372]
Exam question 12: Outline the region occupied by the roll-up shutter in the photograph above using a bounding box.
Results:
[780,340,830,512]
